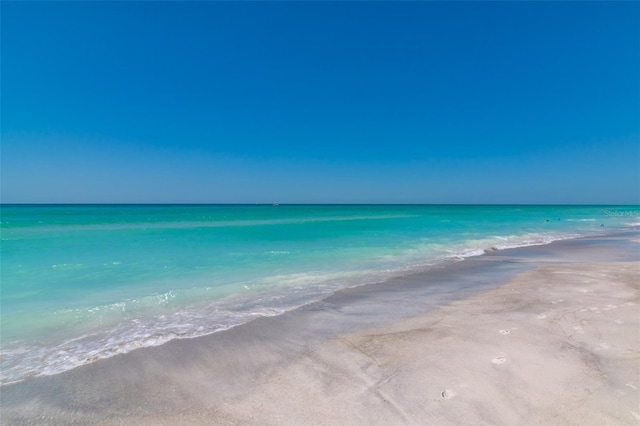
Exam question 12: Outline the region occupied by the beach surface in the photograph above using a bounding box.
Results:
[2,233,639,425]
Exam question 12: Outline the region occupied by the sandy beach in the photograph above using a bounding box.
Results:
[2,233,639,425]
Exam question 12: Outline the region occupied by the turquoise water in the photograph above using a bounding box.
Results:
[1,204,638,384]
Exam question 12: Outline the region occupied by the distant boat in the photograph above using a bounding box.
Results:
[272,202,279,206]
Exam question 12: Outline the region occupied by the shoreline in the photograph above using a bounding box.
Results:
[1,231,639,425]
[1,228,624,387]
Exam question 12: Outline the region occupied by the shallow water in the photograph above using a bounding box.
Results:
[1,204,637,384]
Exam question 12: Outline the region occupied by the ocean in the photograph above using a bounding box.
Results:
[1,204,638,385]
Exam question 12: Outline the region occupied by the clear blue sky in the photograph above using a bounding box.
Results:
[2,2,639,204]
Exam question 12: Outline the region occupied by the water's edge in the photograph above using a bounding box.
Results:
[3,229,638,387]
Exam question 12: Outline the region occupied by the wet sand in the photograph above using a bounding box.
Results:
[2,233,639,425]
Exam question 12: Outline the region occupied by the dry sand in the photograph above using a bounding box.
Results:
[125,262,640,426]
[2,235,639,425]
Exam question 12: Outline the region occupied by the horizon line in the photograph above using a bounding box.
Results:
[2,203,639,207]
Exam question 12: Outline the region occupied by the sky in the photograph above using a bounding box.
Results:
[2,2,639,204]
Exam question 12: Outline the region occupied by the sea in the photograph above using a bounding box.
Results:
[1,204,638,385]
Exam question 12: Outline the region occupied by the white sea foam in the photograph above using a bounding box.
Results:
[51,263,86,269]
[0,290,308,385]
